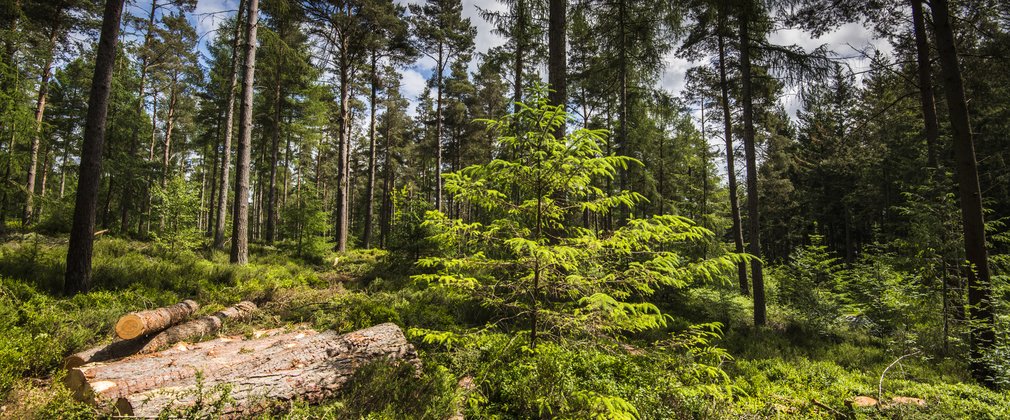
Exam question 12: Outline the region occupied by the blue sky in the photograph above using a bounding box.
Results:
[129,0,891,167]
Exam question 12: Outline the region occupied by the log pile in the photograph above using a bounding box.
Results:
[63,301,419,417]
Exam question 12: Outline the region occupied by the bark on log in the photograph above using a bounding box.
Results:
[115,300,199,340]
[138,301,257,354]
[64,337,152,369]
[66,329,298,405]
[113,323,418,418]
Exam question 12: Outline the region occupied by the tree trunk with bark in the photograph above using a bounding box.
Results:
[115,300,199,340]
[363,51,379,248]
[911,0,940,168]
[231,0,259,264]
[929,0,996,387]
[64,0,126,295]
[138,301,257,354]
[215,0,246,249]
[717,12,748,296]
[738,4,766,326]
[548,0,566,141]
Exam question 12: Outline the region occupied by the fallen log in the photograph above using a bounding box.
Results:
[115,300,200,340]
[138,301,257,354]
[64,337,152,369]
[114,323,418,418]
[66,329,304,405]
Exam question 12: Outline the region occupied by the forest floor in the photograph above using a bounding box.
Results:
[0,233,1007,419]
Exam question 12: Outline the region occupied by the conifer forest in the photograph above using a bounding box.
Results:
[2,0,1010,417]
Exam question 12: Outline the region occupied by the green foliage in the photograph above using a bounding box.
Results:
[281,182,330,263]
[774,233,846,331]
[151,176,203,251]
[415,89,746,343]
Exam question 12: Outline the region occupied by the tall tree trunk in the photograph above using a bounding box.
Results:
[230,0,259,264]
[910,0,940,168]
[265,69,281,244]
[162,81,178,187]
[207,111,222,236]
[334,42,351,251]
[24,20,61,226]
[738,4,765,325]
[718,16,748,296]
[64,0,126,295]
[362,51,379,248]
[929,0,996,387]
[215,0,246,249]
[434,46,445,213]
[120,0,159,235]
[548,0,567,141]
[513,0,525,113]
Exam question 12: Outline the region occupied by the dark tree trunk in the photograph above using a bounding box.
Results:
[334,41,351,251]
[434,46,445,213]
[64,0,126,295]
[265,69,281,244]
[363,51,378,249]
[718,14,748,296]
[548,0,567,141]
[514,0,526,113]
[911,0,940,168]
[738,4,766,326]
[215,0,245,249]
[230,0,259,264]
[120,0,159,236]
[24,19,61,226]
[929,0,996,387]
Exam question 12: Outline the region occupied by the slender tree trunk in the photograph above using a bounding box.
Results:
[24,21,60,226]
[910,0,940,168]
[548,0,567,136]
[120,0,159,235]
[215,0,246,249]
[230,0,259,264]
[64,0,126,295]
[207,112,221,236]
[265,69,282,244]
[362,51,379,248]
[929,0,996,387]
[738,5,765,325]
[434,46,445,213]
[334,42,351,251]
[718,21,748,296]
[162,81,178,186]
[514,0,525,113]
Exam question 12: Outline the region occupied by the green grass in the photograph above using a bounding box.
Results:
[0,234,1006,418]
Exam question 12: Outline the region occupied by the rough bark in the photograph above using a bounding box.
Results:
[717,10,748,296]
[64,0,126,295]
[115,300,199,340]
[65,324,417,417]
[363,52,379,249]
[24,18,61,226]
[435,46,445,213]
[929,0,996,387]
[120,0,159,235]
[231,0,259,264]
[214,0,246,248]
[334,40,351,252]
[64,337,153,369]
[266,68,281,244]
[738,3,766,326]
[548,0,567,141]
[67,330,302,405]
[138,301,257,354]
[910,0,940,168]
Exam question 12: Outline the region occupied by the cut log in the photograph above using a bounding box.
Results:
[66,329,302,405]
[64,337,152,369]
[115,300,199,340]
[138,301,257,354]
[113,323,418,418]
